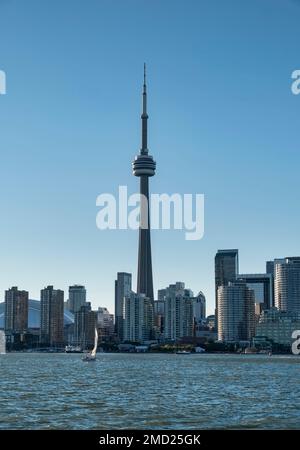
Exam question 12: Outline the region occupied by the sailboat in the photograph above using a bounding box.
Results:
[82,328,98,362]
[0,330,6,355]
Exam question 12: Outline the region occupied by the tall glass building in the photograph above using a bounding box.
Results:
[215,249,239,329]
[114,272,132,341]
[163,282,194,341]
[67,285,86,314]
[218,281,255,342]
[275,257,300,313]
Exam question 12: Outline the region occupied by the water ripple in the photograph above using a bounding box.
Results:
[0,353,299,429]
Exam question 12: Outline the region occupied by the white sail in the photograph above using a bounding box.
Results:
[0,330,6,354]
[90,328,98,358]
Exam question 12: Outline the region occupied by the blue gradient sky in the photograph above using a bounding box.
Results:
[0,0,300,314]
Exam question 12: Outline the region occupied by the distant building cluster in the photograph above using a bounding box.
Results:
[1,252,300,352]
[215,250,300,350]
[115,274,208,345]
[1,284,114,350]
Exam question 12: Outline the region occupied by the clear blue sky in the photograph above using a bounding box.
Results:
[0,0,300,315]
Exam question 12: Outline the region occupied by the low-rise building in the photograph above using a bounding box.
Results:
[256,308,300,346]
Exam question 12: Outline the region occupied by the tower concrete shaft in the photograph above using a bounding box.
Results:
[132,65,156,302]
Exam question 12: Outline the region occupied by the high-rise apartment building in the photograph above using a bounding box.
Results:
[215,249,239,329]
[74,302,97,349]
[67,285,86,313]
[164,282,194,341]
[40,286,64,347]
[123,292,153,343]
[114,272,132,340]
[5,287,28,334]
[266,258,284,307]
[218,281,255,342]
[275,257,300,313]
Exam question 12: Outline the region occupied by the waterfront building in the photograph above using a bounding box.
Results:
[274,257,300,313]
[218,281,255,342]
[4,287,28,334]
[114,272,132,340]
[74,303,97,349]
[215,249,239,329]
[164,282,194,341]
[266,258,285,308]
[40,286,64,347]
[123,292,153,343]
[67,285,86,313]
[256,307,300,346]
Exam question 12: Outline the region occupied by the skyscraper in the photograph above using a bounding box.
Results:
[266,258,284,307]
[114,272,132,340]
[193,291,206,323]
[275,257,300,313]
[123,292,153,343]
[217,281,255,342]
[132,65,156,302]
[4,287,28,334]
[68,285,86,313]
[163,282,194,341]
[74,302,97,349]
[215,249,239,329]
[40,286,64,347]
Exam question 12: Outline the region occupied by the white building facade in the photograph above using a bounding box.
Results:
[218,281,255,342]
[164,283,194,341]
[123,292,153,343]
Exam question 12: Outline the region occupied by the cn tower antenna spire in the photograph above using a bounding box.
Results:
[141,63,148,154]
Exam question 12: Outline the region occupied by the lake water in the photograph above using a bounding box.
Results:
[0,353,299,429]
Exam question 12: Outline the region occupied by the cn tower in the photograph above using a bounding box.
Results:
[132,65,156,302]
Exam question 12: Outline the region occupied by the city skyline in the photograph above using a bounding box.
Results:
[1,248,299,315]
[1,0,300,315]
